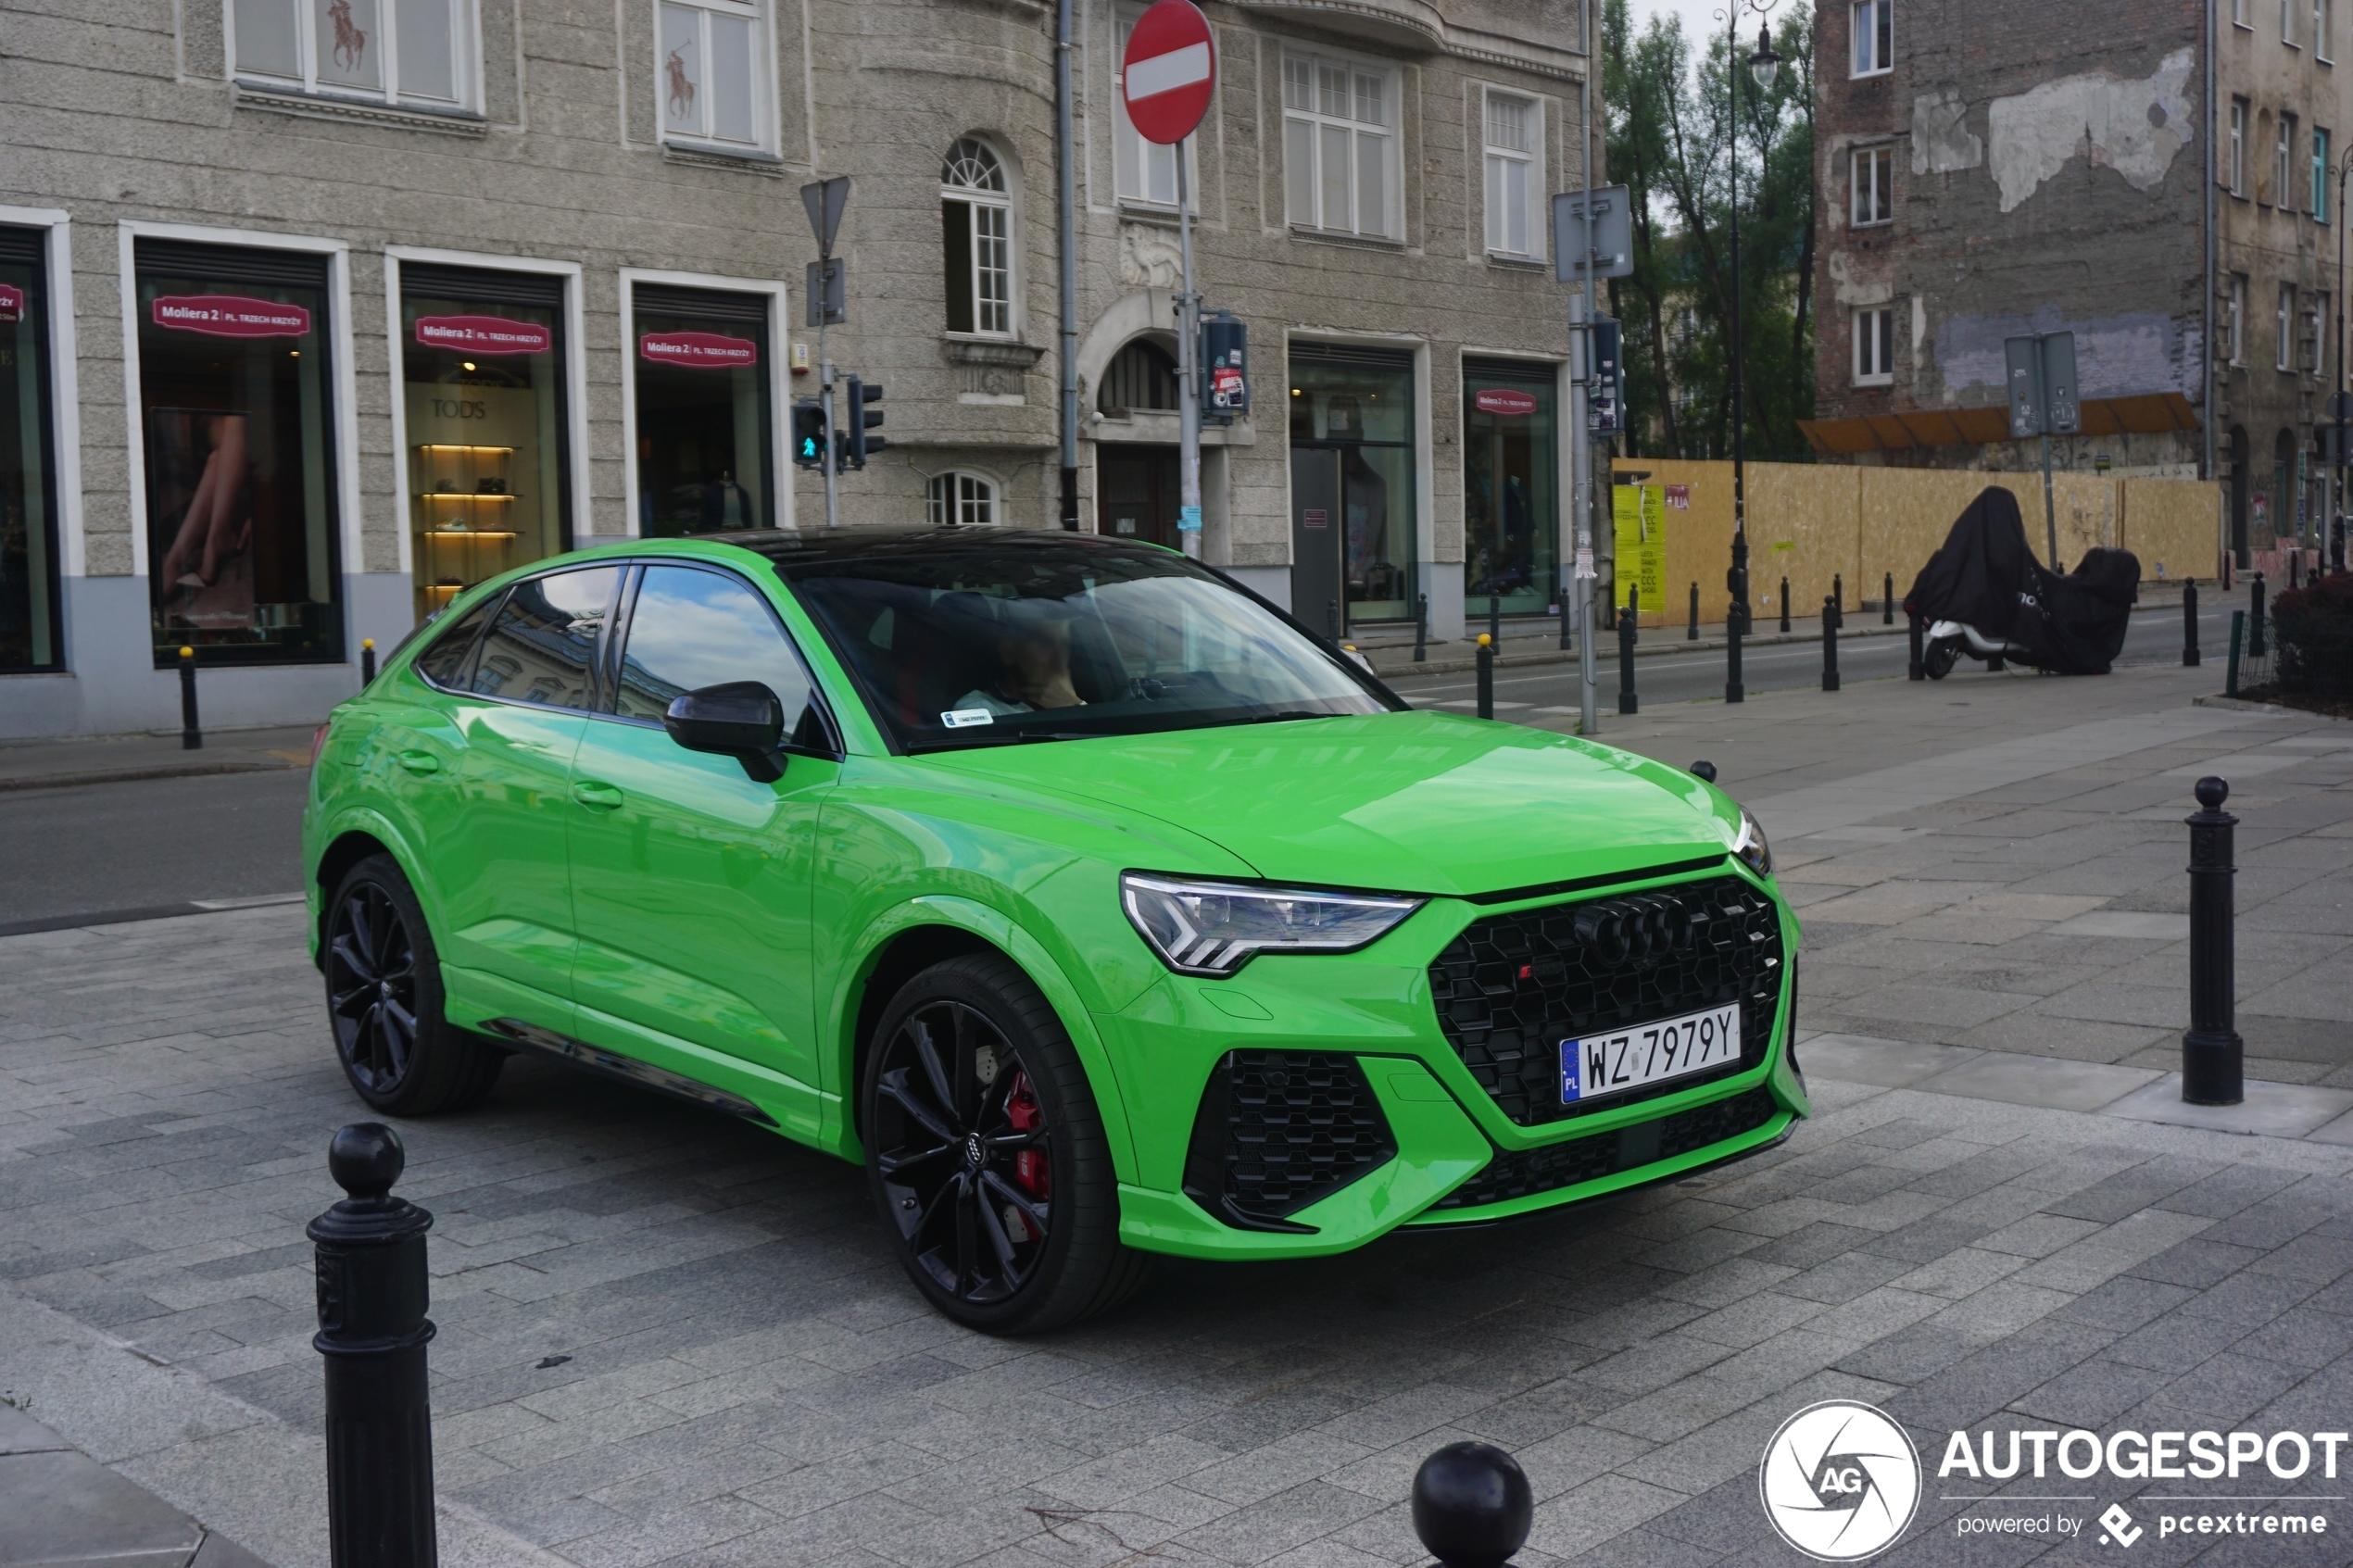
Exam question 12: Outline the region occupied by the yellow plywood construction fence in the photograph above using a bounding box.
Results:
[1609,460,2222,628]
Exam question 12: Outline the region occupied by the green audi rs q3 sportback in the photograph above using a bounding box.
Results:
[305,529,1806,1332]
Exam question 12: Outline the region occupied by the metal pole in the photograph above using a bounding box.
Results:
[2226,608,2245,696]
[1617,583,1638,714]
[1881,571,1894,624]
[1176,138,1203,562]
[1573,0,1597,726]
[1415,592,1428,663]
[819,316,838,530]
[178,646,201,750]
[1726,530,1747,702]
[2181,777,2242,1105]
[1728,2,1752,645]
[1055,0,1078,531]
[1907,607,1926,680]
[2250,571,2267,658]
[1476,633,1494,720]
[2040,429,2058,571]
[2183,578,2201,666]
[1687,582,1699,639]
[1820,595,1841,692]
[1780,575,1791,633]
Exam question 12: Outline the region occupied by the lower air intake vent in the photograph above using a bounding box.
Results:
[1435,1086,1782,1210]
[1183,1051,1397,1232]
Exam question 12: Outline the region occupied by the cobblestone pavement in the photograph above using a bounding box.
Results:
[4,671,2350,1568]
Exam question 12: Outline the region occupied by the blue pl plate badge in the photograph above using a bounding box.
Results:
[1560,1039,1584,1102]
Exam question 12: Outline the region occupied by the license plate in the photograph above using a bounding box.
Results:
[1561,1004,1741,1104]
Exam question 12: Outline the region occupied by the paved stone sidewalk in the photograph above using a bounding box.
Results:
[0,1400,270,1567]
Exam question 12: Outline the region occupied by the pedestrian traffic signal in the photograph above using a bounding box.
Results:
[845,377,886,469]
[791,400,826,470]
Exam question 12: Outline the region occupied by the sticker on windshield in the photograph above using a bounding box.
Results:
[940,709,996,729]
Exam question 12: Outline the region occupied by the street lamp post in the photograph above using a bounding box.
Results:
[1724,6,1780,691]
[2335,156,2351,572]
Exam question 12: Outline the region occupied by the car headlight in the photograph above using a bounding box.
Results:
[1731,806,1773,879]
[1120,872,1425,978]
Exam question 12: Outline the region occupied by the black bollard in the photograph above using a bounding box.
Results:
[1730,528,1751,636]
[1821,596,1842,692]
[2290,550,2301,591]
[1488,591,1501,649]
[1833,572,1844,616]
[2226,608,2246,696]
[1617,585,1639,715]
[1779,575,1792,633]
[1413,1442,1532,1568]
[360,637,377,686]
[1687,582,1699,640]
[2181,778,2243,1106]
[1882,571,1894,624]
[2249,572,2267,659]
[1475,634,1494,721]
[1907,607,1926,681]
[2183,579,2200,667]
[1726,586,1745,705]
[178,646,202,751]
[1415,592,1428,663]
[310,1123,438,1568]
[1691,760,1718,784]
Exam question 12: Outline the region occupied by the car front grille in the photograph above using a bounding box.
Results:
[1432,1086,1783,1210]
[1428,874,1785,1127]
[1183,1050,1397,1232]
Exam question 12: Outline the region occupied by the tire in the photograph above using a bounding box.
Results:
[323,854,506,1116]
[1923,638,1958,680]
[862,953,1150,1334]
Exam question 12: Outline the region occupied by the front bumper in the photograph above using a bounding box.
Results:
[1101,863,1809,1261]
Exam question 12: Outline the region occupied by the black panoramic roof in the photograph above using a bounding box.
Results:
[700,526,1179,572]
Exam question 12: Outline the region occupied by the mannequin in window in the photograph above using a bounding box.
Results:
[158,413,255,608]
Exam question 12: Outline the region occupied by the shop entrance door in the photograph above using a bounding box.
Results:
[1290,447,1344,638]
[1099,445,1178,548]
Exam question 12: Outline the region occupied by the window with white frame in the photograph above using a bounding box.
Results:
[2321,0,2335,57]
[2279,283,2296,370]
[2228,273,2246,362]
[1851,146,1893,226]
[2317,129,2333,220]
[927,471,998,527]
[1283,52,1398,238]
[658,0,768,150]
[941,139,1014,337]
[231,0,473,107]
[1483,92,1543,257]
[2278,115,2296,207]
[2231,99,2247,194]
[1851,0,1891,75]
[1853,306,1894,384]
[2234,0,2249,24]
[1114,12,1187,207]
[2284,0,2299,41]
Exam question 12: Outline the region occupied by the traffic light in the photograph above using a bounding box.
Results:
[791,399,826,470]
[845,377,886,469]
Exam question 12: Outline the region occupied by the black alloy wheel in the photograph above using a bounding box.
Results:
[863,954,1148,1333]
[322,855,505,1116]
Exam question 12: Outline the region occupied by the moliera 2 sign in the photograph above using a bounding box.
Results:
[151,295,311,338]
[415,315,552,356]
[1473,387,1539,417]
[640,331,758,370]
[0,282,21,324]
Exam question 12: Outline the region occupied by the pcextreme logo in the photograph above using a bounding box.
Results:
[1758,1400,1923,1561]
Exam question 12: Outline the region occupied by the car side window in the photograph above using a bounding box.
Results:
[410,594,499,690]
[467,566,621,709]
[613,564,825,746]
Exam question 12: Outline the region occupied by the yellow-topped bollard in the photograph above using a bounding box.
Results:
[177,646,202,750]
[361,636,378,685]
[1475,633,1494,720]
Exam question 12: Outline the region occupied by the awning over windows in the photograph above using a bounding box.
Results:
[1797,391,2202,456]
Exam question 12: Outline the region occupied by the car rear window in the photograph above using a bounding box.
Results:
[410,595,497,690]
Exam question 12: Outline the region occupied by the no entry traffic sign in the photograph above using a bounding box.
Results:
[1122,0,1215,145]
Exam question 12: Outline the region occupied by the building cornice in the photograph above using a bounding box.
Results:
[1228,1,1586,81]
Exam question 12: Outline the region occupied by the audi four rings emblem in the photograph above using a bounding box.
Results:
[1758,1400,1922,1561]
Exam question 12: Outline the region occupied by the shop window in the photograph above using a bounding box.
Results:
[135,239,343,668]
[0,227,61,674]
[1289,343,1415,627]
[1283,52,1397,239]
[1852,146,1893,226]
[1113,12,1187,207]
[927,471,997,527]
[659,0,769,152]
[1853,306,1893,384]
[1483,93,1542,257]
[398,263,570,623]
[632,282,773,537]
[942,140,1014,337]
[1097,339,1178,416]
[1463,361,1558,617]
[1850,0,1891,74]
[231,0,473,110]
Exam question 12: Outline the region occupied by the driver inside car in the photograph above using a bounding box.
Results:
[953,598,1088,716]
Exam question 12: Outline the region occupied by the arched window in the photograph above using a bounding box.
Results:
[1097,339,1178,416]
[928,470,998,527]
[941,139,1013,337]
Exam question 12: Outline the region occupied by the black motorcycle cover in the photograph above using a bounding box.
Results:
[1902,485,2141,674]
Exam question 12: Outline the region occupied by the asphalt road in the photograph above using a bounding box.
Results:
[1387,599,2239,712]
[0,769,311,929]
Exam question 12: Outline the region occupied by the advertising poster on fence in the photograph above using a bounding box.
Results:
[1612,483,1666,615]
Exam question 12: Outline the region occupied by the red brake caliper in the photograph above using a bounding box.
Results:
[1006,1070,1050,1205]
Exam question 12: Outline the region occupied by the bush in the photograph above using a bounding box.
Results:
[2271,572,2353,699]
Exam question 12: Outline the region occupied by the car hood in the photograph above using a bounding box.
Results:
[925,710,1738,897]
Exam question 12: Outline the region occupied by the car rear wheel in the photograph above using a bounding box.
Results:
[324,854,505,1116]
[862,953,1148,1334]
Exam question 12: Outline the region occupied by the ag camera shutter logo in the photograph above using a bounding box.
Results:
[1759,1400,1922,1561]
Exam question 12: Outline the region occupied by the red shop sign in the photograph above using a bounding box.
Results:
[1474,387,1539,417]
[151,295,311,338]
[415,314,551,355]
[0,283,21,324]
[640,331,758,370]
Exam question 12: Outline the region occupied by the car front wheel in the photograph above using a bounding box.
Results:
[323,854,505,1116]
[862,953,1148,1334]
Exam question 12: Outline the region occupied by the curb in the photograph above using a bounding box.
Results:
[0,759,291,793]
[2193,693,2352,721]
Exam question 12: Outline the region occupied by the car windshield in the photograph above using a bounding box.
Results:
[780,535,1394,750]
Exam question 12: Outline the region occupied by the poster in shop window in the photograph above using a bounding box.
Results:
[148,410,258,633]
[1611,483,1666,617]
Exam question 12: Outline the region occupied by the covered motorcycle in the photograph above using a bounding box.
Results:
[1902,486,2140,676]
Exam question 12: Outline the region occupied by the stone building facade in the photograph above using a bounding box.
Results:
[1803,0,2348,567]
[0,0,1592,737]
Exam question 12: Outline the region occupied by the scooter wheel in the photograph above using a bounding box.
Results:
[1924,640,1957,680]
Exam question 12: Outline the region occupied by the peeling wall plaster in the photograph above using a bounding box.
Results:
[1934,306,2201,402]
[1828,250,1893,307]
[1986,47,2196,212]
[1912,90,1983,175]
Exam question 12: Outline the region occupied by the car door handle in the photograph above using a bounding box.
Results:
[396,750,441,776]
[573,780,624,810]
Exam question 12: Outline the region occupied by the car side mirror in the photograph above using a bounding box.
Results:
[663,683,786,783]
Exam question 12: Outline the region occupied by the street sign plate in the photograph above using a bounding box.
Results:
[1123,0,1216,145]
[2005,331,2080,438]
[805,258,845,326]
[2005,336,2044,439]
[2043,332,2080,434]
[1552,186,1633,282]
[800,176,849,257]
